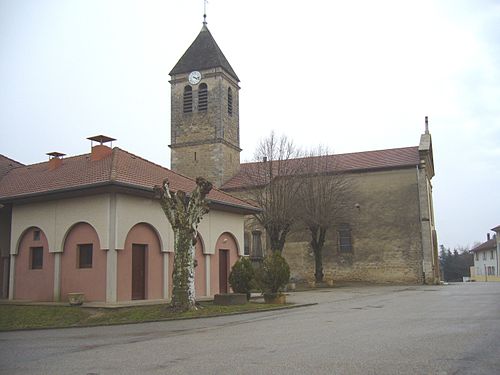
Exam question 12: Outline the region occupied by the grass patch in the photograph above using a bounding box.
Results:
[0,302,287,331]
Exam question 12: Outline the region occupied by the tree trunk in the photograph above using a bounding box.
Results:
[314,249,323,283]
[170,229,196,311]
[269,225,290,254]
[309,226,327,283]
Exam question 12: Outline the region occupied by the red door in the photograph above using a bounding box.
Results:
[132,244,146,300]
[219,250,229,294]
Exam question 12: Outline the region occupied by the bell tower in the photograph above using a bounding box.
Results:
[169,23,241,187]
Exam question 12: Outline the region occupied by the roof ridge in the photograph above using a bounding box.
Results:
[240,145,419,166]
[0,154,25,166]
[6,152,91,169]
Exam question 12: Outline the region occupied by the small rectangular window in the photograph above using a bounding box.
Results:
[30,247,43,269]
[78,244,93,269]
[491,250,495,260]
[338,224,352,253]
[483,252,486,260]
[33,230,40,241]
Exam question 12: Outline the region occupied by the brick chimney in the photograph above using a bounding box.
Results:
[487,233,491,241]
[87,135,116,161]
[47,152,66,170]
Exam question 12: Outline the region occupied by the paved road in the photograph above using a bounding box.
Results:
[1,283,499,375]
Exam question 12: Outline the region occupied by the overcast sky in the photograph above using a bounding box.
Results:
[1,0,499,249]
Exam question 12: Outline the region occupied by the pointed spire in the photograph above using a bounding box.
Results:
[169,24,239,82]
[203,0,207,25]
[425,116,429,134]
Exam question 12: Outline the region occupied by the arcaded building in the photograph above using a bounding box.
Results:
[0,138,257,303]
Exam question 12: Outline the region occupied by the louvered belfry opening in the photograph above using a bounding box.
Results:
[183,86,193,113]
[228,87,233,116]
[198,83,208,111]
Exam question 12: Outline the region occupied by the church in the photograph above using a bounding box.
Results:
[168,23,440,285]
[0,20,439,304]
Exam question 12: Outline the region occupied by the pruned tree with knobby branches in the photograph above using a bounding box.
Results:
[297,147,352,283]
[246,132,304,254]
[154,177,212,311]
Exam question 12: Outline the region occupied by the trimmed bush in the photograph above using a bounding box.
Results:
[229,257,255,300]
[256,252,290,295]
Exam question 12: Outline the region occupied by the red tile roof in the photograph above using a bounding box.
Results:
[0,154,24,180]
[221,146,420,190]
[0,148,257,211]
[471,238,497,252]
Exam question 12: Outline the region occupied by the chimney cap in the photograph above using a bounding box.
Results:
[46,152,66,159]
[87,135,116,144]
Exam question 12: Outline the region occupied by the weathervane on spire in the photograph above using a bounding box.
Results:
[203,0,208,25]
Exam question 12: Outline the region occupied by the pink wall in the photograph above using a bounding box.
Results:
[14,227,54,301]
[61,222,106,302]
[194,236,206,297]
[118,223,162,301]
[210,232,239,295]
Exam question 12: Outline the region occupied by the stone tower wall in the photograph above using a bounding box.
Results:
[170,68,240,187]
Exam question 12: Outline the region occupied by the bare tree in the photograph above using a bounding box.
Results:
[297,147,352,283]
[246,132,304,254]
[155,177,212,311]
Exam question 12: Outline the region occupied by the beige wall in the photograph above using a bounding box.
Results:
[198,210,243,256]
[10,195,111,254]
[115,194,174,252]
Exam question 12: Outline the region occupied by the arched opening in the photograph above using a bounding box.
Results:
[183,85,193,113]
[198,83,208,111]
[212,232,239,295]
[61,222,105,302]
[14,227,54,301]
[118,223,162,301]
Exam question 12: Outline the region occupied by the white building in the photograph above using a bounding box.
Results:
[470,225,500,282]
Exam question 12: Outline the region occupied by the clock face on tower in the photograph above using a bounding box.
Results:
[188,71,202,85]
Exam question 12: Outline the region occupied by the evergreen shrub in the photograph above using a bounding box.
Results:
[256,252,290,295]
[228,257,255,300]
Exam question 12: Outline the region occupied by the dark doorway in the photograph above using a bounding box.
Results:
[219,249,229,294]
[132,244,146,300]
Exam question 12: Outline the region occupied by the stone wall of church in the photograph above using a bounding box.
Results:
[233,167,425,284]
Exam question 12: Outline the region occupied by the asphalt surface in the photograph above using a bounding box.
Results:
[0,282,499,375]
